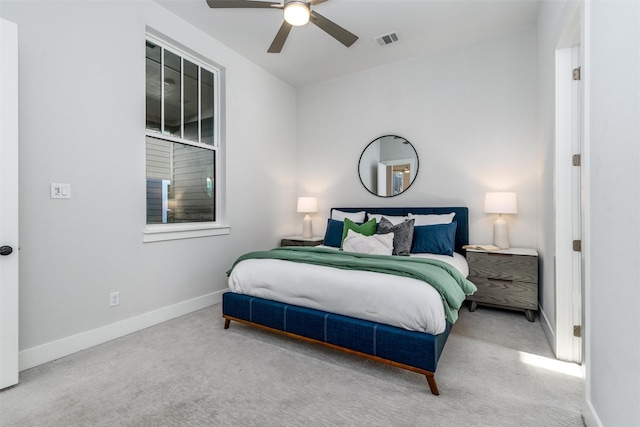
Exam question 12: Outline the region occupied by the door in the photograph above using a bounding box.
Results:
[377,163,390,197]
[555,42,583,363]
[0,18,20,389]
[570,45,583,364]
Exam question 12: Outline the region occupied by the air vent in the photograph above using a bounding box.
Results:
[374,32,399,47]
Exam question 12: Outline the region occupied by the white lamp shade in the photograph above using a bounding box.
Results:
[484,192,518,214]
[297,197,317,213]
[284,1,310,26]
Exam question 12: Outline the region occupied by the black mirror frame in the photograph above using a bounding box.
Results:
[357,134,419,198]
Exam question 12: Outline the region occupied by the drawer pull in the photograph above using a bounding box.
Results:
[488,278,513,283]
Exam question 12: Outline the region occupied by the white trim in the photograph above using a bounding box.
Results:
[145,131,216,151]
[145,29,225,232]
[146,30,222,82]
[538,305,556,353]
[145,30,221,149]
[581,1,594,424]
[582,399,603,427]
[557,0,581,48]
[143,222,230,243]
[19,290,227,371]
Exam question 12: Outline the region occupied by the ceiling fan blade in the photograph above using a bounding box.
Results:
[206,0,281,9]
[309,0,329,5]
[309,11,358,48]
[268,21,293,53]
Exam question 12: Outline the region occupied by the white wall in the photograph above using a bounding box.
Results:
[0,0,296,367]
[296,27,538,248]
[583,1,640,425]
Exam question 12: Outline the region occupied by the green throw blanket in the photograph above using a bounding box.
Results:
[227,246,477,324]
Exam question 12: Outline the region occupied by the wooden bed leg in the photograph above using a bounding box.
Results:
[224,318,230,329]
[425,373,440,396]
[524,309,536,322]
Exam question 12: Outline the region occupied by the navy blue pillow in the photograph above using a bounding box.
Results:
[323,219,345,247]
[411,221,457,256]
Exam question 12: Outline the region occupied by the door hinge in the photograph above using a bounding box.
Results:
[573,325,582,338]
[573,240,582,252]
[573,67,581,81]
[572,154,581,166]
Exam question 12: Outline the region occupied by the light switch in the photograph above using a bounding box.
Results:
[51,183,71,199]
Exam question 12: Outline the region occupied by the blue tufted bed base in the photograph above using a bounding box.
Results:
[223,207,469,395]
[223,292,452,395]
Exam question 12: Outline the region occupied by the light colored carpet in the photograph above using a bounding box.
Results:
[0,303,584,426]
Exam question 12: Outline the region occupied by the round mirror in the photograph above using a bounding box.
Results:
[358,135,419,197]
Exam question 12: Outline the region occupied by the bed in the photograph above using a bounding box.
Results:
[223,207,474,395]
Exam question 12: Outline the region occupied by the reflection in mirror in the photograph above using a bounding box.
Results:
[358,135,419,197]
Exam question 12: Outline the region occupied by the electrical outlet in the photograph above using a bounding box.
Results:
[109,291,120,307]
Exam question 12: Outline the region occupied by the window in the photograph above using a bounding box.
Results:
[145,36,225,239]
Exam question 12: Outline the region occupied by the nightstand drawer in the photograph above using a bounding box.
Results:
[467,251,537,283]
[467,277,538,310]
[281,237,323,247]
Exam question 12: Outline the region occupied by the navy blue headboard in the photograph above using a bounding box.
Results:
[332,207,469,254]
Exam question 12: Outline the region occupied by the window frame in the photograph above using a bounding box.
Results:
[143,30,228,243]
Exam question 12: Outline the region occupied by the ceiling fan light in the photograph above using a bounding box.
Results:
[284,1,310,26]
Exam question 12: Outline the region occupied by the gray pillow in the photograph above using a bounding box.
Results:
[376,217,414,256]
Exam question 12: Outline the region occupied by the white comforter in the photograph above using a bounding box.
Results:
[227,251,469,335]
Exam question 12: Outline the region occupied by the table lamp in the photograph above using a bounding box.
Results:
[297,197,318,238]
[484,192,517,249]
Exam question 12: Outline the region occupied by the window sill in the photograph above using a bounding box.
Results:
[143,223,230,243]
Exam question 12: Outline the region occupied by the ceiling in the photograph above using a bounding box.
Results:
[155,0,540,87]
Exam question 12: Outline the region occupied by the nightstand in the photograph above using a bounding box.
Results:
[280,236,324,247]
[466,247,539,322]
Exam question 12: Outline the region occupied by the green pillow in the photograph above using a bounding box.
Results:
[341,218,377,249]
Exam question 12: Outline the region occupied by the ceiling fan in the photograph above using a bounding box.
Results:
[206,0,358,53]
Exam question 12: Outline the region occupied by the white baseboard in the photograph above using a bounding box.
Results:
[538,306,556,355]
[19,290,226,371]
[582,399,603,427]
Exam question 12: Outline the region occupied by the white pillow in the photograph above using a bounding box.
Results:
[367,213,408,225]
[331,209,366,222]
[342,229,394,256]
[408,212,456,226]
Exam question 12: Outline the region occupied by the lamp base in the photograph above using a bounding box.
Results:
[302,214,313,238]
[493,216,510,249]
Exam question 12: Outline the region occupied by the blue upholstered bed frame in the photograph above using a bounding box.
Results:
[223,207,469,395]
